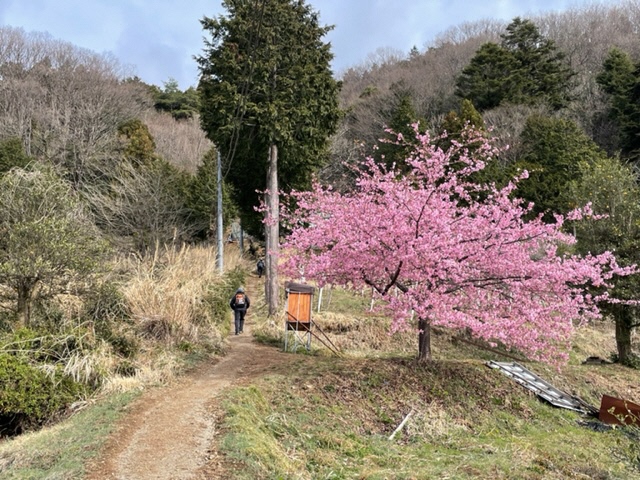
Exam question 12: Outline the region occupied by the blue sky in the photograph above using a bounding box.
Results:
[0,0,610,90]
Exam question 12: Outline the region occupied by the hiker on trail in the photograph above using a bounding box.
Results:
[230,287,250,335]
[256,258,265,278]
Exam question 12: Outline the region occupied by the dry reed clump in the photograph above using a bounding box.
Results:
[3,326,115,390]
[59,340,115,385]
[95,243,249,392]
[122,244,223,344]
[98,351,181,395]
[570,319,617,362]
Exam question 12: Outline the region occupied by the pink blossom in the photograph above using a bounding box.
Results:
[280,128,635,365]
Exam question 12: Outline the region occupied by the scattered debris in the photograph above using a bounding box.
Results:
[577,419,615,432]
[599,394,640,426]
[581,356,612,365]
[388,409,414,441]
[488,361,640,431]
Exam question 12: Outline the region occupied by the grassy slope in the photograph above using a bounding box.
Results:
[0,392,139,479]
[217,287,640,480]
[0,285,639,479]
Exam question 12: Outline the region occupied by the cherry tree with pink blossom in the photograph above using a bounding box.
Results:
[280,128,636,365]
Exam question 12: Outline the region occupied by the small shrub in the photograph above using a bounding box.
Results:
[610,353,640,369]
[109,333,139,359]
[7,327,85,364]
[0,353,85,435]
[28,299,67,331]
[84,281,130,326]
[0,310,16,332]
[178,340,195,352]
[115,359,137,377]
[225,266,245,291]
[81,282,140,358]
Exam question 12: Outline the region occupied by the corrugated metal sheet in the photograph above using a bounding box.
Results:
[487,361,598,415]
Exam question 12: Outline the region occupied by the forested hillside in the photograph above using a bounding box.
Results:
[334,1,640,162]
[1,0,640,445]
[0,26,236,439]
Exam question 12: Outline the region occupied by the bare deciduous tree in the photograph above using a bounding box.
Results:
[143,111,212,174]
[0,26,151,188]
[86,160,194,253]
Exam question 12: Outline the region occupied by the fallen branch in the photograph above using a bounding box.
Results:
[388,408,414,440]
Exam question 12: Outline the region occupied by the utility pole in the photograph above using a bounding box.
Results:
[217,150,224,273]
[265,143,279,316]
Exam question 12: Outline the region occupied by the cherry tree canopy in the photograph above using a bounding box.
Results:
[280,128,635,365]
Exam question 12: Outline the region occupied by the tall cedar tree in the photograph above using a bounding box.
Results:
[150,79,200,120]
[596,48,640,160]
[437,99,506,187]
[514,115,606,222]
[438,98,486,152]
[456,17,573,111]
[188,147,238,239]
[375,91,427,173]
[196,0,341,236]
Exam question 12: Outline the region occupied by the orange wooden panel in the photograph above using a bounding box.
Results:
[286,292,312,322]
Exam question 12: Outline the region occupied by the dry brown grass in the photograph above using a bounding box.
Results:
[98,351,182,395]
[122,243,222,343]
[97,242,249,392]
[570,319,618,362]
[405,401,470,441]
[313,311,415,356]
[251,285,417,358]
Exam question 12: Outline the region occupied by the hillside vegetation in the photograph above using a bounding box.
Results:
[1,280,639,479]
[0,3,640,478]
[209,287,640,479]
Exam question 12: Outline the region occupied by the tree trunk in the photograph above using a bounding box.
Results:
[418,317,431,362]
[265,143,279,316]
[615,304,634,365]
[16,282,33,328]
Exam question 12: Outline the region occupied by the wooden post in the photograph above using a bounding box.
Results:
[317,287,323,313]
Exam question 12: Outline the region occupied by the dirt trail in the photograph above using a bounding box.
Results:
[86,279,291,480]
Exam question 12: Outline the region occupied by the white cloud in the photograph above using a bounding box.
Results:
[0,0,618,89]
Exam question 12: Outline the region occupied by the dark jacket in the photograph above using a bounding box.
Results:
[230,290,250,311]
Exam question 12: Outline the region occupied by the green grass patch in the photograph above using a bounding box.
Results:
[0,391,140,479]
[317,286,372,315]
[215,356,640,479]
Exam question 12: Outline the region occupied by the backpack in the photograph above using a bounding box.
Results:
[235,293,246,306]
